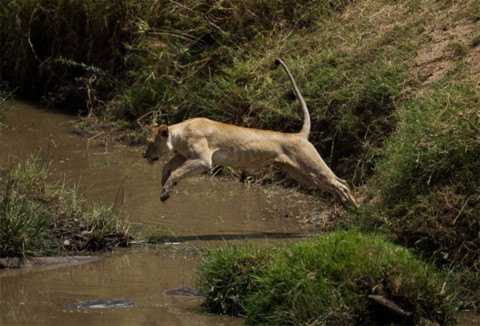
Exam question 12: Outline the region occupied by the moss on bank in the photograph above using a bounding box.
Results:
[196,231,457,325]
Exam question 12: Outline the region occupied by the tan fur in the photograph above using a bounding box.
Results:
[142,59,357,207]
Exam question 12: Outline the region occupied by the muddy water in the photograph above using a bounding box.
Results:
[0,249,240,326]
[0,101,320,235]
[0,101,321,326]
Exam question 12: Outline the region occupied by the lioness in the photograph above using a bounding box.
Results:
[143,59,357,207]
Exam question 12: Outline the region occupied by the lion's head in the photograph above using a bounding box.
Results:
[142,124,170,164]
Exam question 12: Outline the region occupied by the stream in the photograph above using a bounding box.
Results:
[0,101,322,326]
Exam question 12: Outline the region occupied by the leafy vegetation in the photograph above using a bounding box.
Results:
[197,231,456,325]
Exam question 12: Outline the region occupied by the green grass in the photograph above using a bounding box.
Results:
[0,157,163,260]
[196,230,457,325]
[360,74,480,308]
[0,174,52,257]
[0,85,13,128]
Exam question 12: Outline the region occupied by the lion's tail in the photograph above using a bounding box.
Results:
[275,58,310,139]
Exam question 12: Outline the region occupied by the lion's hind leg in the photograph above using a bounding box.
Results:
[323,176,357,208]
[275,161,316,189]
[277,153,357,207]
[306,163,357,208]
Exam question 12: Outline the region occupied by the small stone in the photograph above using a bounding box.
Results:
[166,286,203,297]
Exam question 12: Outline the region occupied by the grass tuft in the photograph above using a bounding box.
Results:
[0,157,147,260]
[197,231,457,325]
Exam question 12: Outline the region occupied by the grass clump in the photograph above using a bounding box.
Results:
[0,157,135,260]
[361,75,480,308]
[197,231,456,325]
[370,77,480,271]
[197,244,274,316]
[0,175,52,257]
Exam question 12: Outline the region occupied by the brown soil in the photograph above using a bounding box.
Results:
[411,6,480,89]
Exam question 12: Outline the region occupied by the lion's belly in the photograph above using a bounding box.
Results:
[211,147,276,169]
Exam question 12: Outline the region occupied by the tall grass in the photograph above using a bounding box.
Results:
[0,0,144,107]
[0,158,134,259]
[0,0,351,110]
[197,231,457,325]
[369,75,480,270]
[0,175,52,257]
[110,0,354,120]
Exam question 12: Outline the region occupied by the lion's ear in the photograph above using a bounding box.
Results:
[158,124,169,138]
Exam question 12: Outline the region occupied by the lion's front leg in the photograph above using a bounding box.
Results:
[161,154,186,186]
[161,158,212,202]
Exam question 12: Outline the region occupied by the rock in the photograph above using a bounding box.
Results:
[166,286,203,297]
[66,299,134,308]
[368,295,412,317]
